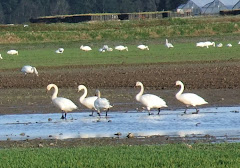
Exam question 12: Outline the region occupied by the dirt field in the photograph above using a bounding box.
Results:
[0,60,240,147]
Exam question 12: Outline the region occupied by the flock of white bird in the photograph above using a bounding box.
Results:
[196,41,240,48]
[2,39,214,119]
[46,80,208,119]
[53,39,173,54]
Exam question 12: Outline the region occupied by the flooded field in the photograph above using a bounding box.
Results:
[1,106,240,141]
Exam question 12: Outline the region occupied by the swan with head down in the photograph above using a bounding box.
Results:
[78,85,98,116]
[47,84,78,119]
[175,80,208,114]
[135,81,167,115]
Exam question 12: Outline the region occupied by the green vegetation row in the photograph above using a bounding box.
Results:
[1,16,240,44]
[1,143,240,167]
[0,41,240,70]
[1,41,240,70]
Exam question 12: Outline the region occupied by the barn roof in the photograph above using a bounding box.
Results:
[187,0,239,8]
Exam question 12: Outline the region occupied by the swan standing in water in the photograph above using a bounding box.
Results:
[21,65,39,76]
[135,81,167,115]
[94,90,113,116]
[175,81,208,114]
[47,84,78,119]
[78,85,98,116]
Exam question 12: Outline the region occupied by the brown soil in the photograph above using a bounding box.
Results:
[0,60,240,147]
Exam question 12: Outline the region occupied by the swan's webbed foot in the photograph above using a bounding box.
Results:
[157,108,161,115]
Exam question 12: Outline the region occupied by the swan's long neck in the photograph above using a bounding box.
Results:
[176,82,184,98]
[136,84,144,101]
[51,85,58,100]
[97,90,101,98]
[79,87,87,103]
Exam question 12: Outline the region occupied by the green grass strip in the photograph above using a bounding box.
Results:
[0,143,240,167]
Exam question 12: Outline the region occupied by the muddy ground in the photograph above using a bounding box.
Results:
[0,60,240,147]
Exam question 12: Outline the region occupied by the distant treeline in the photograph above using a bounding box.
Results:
[0,0,187,24]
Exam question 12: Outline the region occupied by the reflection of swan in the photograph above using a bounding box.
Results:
[21,65,38,76]
[94,90,113,116]
[135,81,167,115]
[78,85,98,116]
[175,81,208,114]
[47,84,78,119]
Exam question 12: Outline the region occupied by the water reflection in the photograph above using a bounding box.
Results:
[0,106,240,141]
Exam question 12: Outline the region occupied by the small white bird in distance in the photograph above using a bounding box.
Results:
[7,50,18,55]
[115,45,128,51]
[55,48,64,53]
[165,39,174,48]
[216,43,223,48]
[137,45,149,50]
[80,45,92,51]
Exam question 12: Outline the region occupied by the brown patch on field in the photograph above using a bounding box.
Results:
[0,60,240,115]
[0,33,22,44]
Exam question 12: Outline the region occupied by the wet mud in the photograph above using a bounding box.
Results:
[0,60,240,147]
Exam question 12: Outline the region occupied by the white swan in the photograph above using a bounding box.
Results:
[196,42,206,48]
[196,41,215,48]
[226,43,232,47]
[94,90,113,116]
[55,48,64,53]
[99,48,106,52]
[7,50,18,55]
[137,45,149,50]
[115,45,128,51]
[175,81,208,114]
[78,85,98,116]
[135,81,167,115]
[0,54,2,59]
[217,43,223,48]
[165,39,174,48]
[47,84,78,119]
[21,65,38,76]
[205,41,215,47]
[80,45,92,51]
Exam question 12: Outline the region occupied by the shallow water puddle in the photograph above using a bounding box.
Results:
[0,106,240,141]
